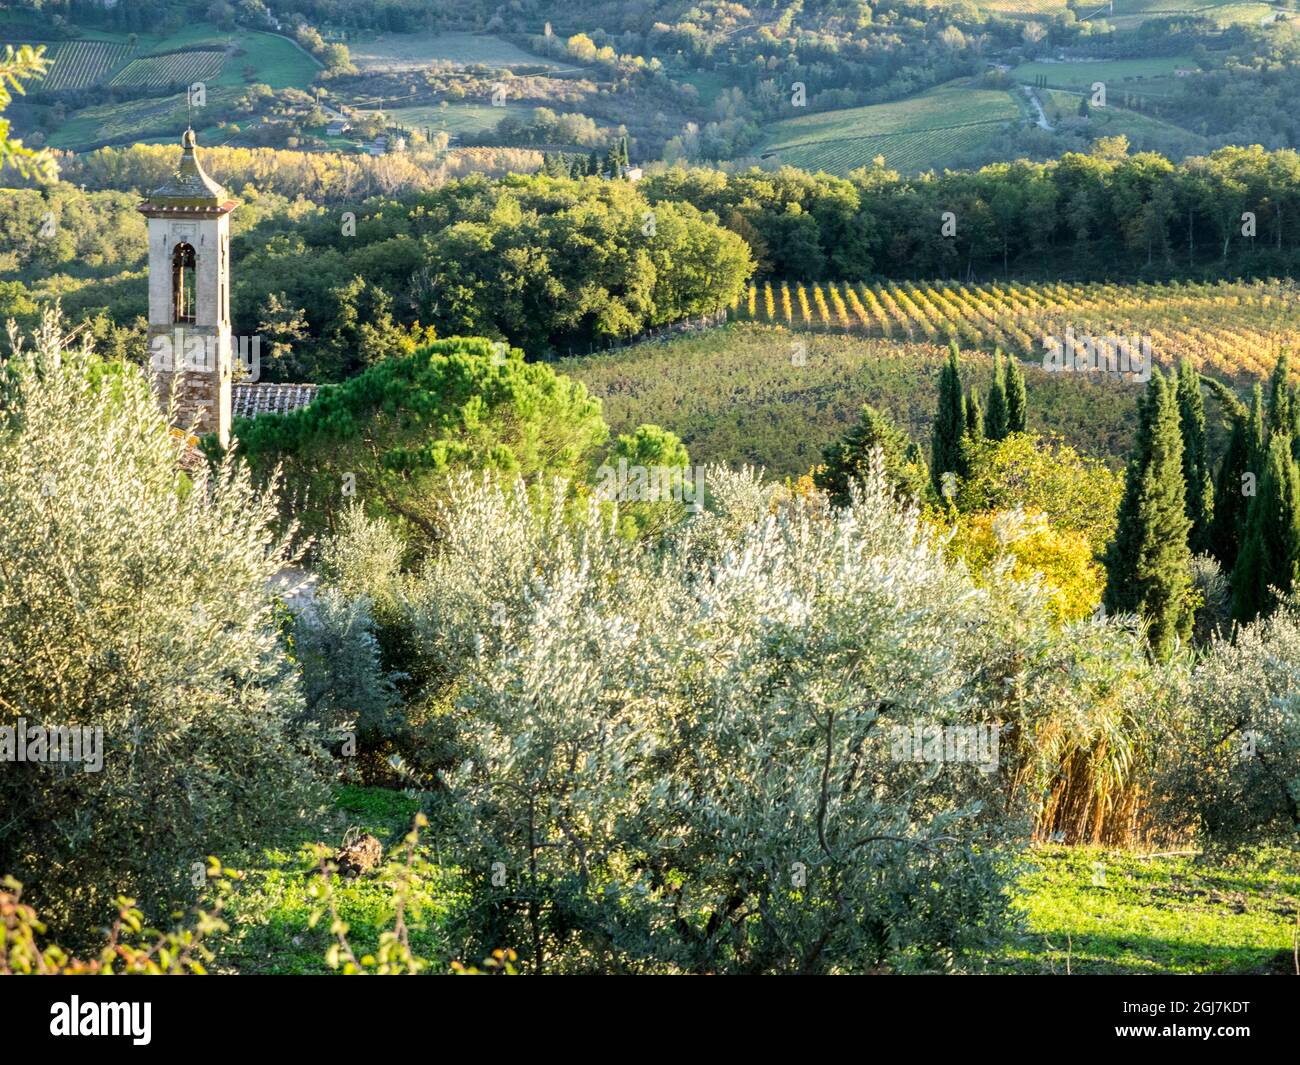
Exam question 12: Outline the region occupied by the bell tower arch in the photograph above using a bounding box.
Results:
[139,128,239,447]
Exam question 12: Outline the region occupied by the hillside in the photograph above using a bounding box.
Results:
[727,279,1300,383]
[758,81,1024,176]
[566,324,1151,477]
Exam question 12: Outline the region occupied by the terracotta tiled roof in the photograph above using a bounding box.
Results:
[232,382,319,419]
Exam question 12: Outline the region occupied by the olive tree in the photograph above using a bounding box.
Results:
[419,462,1040,973]
[1158,600,1300,847]
[0,313,329,938]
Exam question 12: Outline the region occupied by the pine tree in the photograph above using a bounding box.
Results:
[1207,410,1252,570]
[931,342,965,494]
[1103,370,1194,659]
[984,351,1009,441]
[1004,351,1027,433]
[588,149,600,177]
[1266,348,1292,437]
[1230,433,1300,624]
[1175,357,1213,552]
[816,403,927,505]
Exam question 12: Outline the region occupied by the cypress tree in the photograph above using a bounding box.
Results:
[965,388,984,443]
[984,352,1009,441]
[931,342,965,493]
[1005,352,1027,433]
[1230,433,1300,625]
[1103,370,1194,658]
[1207,410,1252,570]
[1266,348,1292,437]
[1248,383,1267,470]
[1291,384,1300,462]
[1175,357,1213,552]
[905,440,928,484]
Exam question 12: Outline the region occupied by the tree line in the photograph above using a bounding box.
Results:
[645,143,1300,282]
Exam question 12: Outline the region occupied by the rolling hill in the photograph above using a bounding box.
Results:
[758,81,1023,176]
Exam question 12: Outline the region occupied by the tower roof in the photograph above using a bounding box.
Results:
[138,129,238,216]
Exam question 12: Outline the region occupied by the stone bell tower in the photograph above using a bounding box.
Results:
[139,128,239,447]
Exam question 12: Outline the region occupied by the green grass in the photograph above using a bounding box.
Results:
[206,784,1300,974]
[678,69,728,106]
[379,102,535,136]
[46,87,244,150]
[212,785,462,975]
[109,50,226,89]
[1042,88,1209,155]
[564,324,1142,476]
[78,24,318,90]
[994,846,1300,974]
[348,31,560,71]
[1013,55,1196,98]
[759,81,1021,176]
[1103,0,1284,27]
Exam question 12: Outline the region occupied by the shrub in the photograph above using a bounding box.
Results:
[0,313,329,938]
[957,432,1123,552]
[946,508,1105,623]
[1158,600,1300,848]
[428,462,1040,973]
[0,869,231,975]
[292,590,402,749]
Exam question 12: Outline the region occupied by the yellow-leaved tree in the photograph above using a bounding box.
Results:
[947,507,1105,623]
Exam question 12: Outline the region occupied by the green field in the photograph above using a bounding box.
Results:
[110,49,227,89]
[993,846,1300,975]
[1041,88,1209,155]
[1100,0,1284,27]
[970,0,1071,15]
[379,102,535,136]
[348,31,560,71]
[565,324,1143,477]
[931,0,1071,17]
[678,69,728,105]
[47,87,243,150]
[31,25,318,150]
[27,25,316,97]
[32,39,134,90]
[759,81,1021,175]
[81,24,318,90]
[212,785,1300,974]
[1013,55,1196,97]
